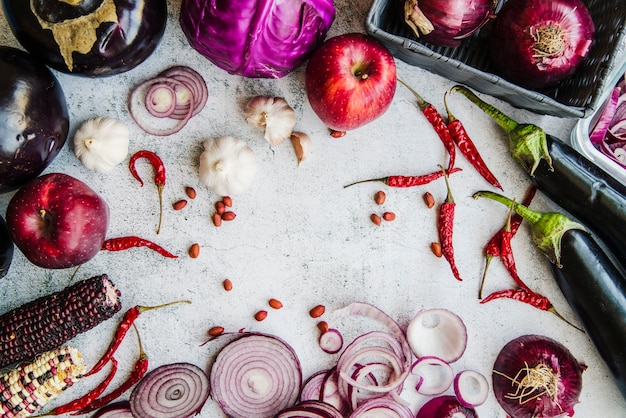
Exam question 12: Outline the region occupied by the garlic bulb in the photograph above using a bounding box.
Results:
[73,117,130,173]
[244,96,296,147]
[199,136,257,196]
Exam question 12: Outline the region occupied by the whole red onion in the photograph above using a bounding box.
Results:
[489,0,595,89]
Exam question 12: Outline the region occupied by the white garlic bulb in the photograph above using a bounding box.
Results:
[244,96,296,147]
[199,136,257,196]
[73,117,130,173]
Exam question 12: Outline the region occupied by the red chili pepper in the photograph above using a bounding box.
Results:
[102,236,178,258]
[48,358,118,415]
[344,167,461,188]
[438,167,462,281]
[84,300,191,377]
[399,80,455,172]
[480,288,583,332]
[478,186,537,298]
[500,203,532,292]
[73,326,149,415]
[444,92,502,190]
[129,150,166,234]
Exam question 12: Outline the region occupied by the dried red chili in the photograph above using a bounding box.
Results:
[444,91,502,190]
[47,358,118,415]
[481,288,583,331]
[84,300,191,377]
[344,167,461,188]
[479,186,536,298]
[102,236,178,259]
[129,150,166,234]
[438,167,462,281]
[499,203,532,292]
[399,80,456,172]
[74,326,149,415]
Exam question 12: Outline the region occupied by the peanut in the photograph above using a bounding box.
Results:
[268,298,283,309]
[173,199,188,210]
[212,213,223,227]
[222,279,233,291]
[215,201,226,215]
[208,326,224,337]
[374,190,386,205]
[222,211,237,221]
[330,129,346,138]
[309,304,325,318]
[382,211,396,221]
[222,196,233,207]
[254,310,268,321]
[423,192,435,209]
[317,321,329,334]
[370,213,382,226]
[431,242,443,258]
[188,243,200,258]
[185,186,197,199]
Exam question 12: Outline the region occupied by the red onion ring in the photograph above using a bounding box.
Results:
[349,395,414,418]
[144,83,177,118]
[453,369,489,408]
[275,400,344,418]
[410,355,454,395]
[92,401,133,418]
[210,333,302,418]
[406,308,467,363]
[319,328,343,354]
[159,66,208,117]
[129,362,210,418]
[128,76,194,136]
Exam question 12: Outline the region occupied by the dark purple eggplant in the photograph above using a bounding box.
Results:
[2,0,167,77]
[531,135,626,270]
[0,46,69,193]
[0,214,13,278]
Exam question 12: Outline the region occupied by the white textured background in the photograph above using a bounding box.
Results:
[1,0,625,416]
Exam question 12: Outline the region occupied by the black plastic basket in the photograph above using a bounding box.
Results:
[366,0,626,118]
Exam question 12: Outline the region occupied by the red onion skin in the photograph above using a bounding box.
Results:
[416,395,478,418]
[406,0,496,47]
[489,0,594,89]
[492,335,584,418]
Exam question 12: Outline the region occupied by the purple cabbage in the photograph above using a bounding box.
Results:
[179,0,335,78]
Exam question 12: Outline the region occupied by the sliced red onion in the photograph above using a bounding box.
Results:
[453,369,489,408]
[319,328,343,354]
[275,400,344,418]
[349,395,414,418]
[210,333,302,418]
[129,362,210,418]
[410,355,454,395]
[300,368,349,415]
[128,76,194,136]
[492,334,584,418]
[92,401,133,418]
[144,83,177,118]
[590,87,621,144]
[159,66,208,117]
[416,395,478,418]
[406,308,467,363]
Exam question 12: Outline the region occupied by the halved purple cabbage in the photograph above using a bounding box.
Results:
[179,0,335,78]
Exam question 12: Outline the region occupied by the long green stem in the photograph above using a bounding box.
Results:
[450,85,552,176]
[473,190,585,266]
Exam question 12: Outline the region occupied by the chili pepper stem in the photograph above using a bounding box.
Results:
[474,190,586,266]
[137,299,192,315]
[451,85,552,176]
[156,184,164,234]
[548,306,585,333]
[343,177,388,188]
[397,78,428,110]
[478,255,493,299]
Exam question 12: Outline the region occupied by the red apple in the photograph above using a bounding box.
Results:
[305,32,397,137]
[6,173,110,269]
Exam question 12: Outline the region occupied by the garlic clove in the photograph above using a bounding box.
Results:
[244,96,296,147]
[73,117,129,173]
[290,131,312,166]
[199,136,257,196]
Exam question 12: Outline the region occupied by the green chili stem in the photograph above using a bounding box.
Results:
[451,85,518,133]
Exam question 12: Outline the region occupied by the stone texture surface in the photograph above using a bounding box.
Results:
[1,1,625,416]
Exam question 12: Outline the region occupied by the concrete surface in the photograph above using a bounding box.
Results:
[1,0,625,416]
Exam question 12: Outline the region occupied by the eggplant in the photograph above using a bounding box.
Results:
[0,46,69,194]
[0,214,13,278]
[531,135,626,270]
[2,0,167,77]
[550,229,626,401]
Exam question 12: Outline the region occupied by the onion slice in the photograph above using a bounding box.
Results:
[210,333,302,418]
[416,395,478,418]
[129,362,210,418]
[93,401,133,418]
[411,355,454,395]
[406,308,467,363]
[453,369,489,407]
[350,395,414,418]
[319,328,343,354]
[275,400,344,418]
[300,368,349,415]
